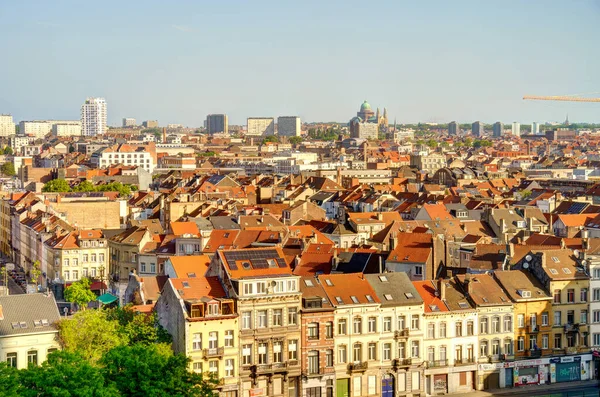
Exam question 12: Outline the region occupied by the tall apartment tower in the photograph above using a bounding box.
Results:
[471,121,484,137]
[277,116,301,136]
[206,114,229,134]
[81,97,107,136]
[492,122,503,138]
[0,115,16,137]
[512,122,521,137]
[247,117,275,136]
[532,122,540,135]
[448,121,459,135]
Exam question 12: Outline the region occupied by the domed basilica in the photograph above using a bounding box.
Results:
[349,100,388,140]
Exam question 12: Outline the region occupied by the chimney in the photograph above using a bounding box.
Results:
[389,232,397,251]
[336,167,342,186]
[377,213,384,221]
[162,127,166,143]
[582,229,589,251]
[379,256,383,273]
[439,278,446,301]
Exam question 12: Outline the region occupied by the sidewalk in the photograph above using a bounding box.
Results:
[457,380,598,397]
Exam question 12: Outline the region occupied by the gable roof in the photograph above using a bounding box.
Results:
[169,276,227,301]
[364,272,423,307]
[168,255,211,278]
[218,247,292,279]
[387,233,432,263]
[318,273,381,307]
[0,293,61,337]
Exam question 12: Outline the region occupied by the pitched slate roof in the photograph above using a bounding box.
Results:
[365,272,423,307]
[0,293,61,337]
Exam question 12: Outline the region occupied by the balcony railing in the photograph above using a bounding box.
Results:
[305,367,335,377]
[394,329,409,339]
[501,354,515,361]
[526,349,542,358]
[427,360,448,368]
[392,358,412,368]
[347,362,368,372]
[564,323,579,333]
[527,325,540,333]
[202,347,224,360]
[454,358,475,366]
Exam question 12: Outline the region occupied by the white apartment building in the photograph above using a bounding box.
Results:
[122,118,136,127]
[512,122,521,137]
[52,122,82,137]
[8,135,33,154]
[247,117,275,136]
[19,121,52,138]
[81,97,107,136]
[0,115,16,137]
[94,144,155,172]
[585,234,600,351]
[277,116,301,136]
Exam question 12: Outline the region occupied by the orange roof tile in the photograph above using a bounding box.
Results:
[319,273,380,306]
[168,255,211,278]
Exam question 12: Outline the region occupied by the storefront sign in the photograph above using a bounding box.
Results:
[249,388,265,397]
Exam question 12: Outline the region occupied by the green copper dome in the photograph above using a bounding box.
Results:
[360,100,371,111]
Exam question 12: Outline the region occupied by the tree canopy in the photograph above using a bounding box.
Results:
[1,161,15,176]
[42,179,134,197]
[288,136,303,145]
[64,278,97,309]
[105,306,171,346]
[2,146,13,155]
[42,178,71,192]
[261,135,279,144]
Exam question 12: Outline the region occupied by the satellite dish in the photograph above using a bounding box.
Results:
[523,262,530,269]
[525,255,532,262]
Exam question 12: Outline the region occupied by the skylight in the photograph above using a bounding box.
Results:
[187,273,196,278]
[325,279,333,286]
[335,296,343,304]
[182,281,190,288]
[384,294,393,301]
[350,296,359,304]
[379,275,388,282]
[458,302,469,309]
[551,257,560,263]
[549,269,559,275]
[404,292,414,299]
[563,268,571,274]
[365,294,374,303]
[429,304,440,312]
[304,279,314,287]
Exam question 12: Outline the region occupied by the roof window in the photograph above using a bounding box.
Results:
[335,296,343,304]
[365,294,374,303]
[379,275,388,282]
[304,279,314,287]
[384,294,393,301]
[404,292,414,299]
[350,296,359,304]
[325,279,333,286]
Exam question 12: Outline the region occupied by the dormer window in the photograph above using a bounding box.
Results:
[207,303,219,316]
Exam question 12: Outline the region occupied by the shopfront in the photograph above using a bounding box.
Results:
[549,355,592,384]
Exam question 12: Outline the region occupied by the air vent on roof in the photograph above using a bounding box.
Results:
[458,302,469,309]
[242,262,251,269]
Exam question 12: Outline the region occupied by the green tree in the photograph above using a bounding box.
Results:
[106,306,171,345]
[73,180,97,192]
[261,135,279,144]
[288,136,302,145]
[199,151,217,157]
[426,139,438,148]
[96,182,132,197]
[18,351,120,397]
[101,344,218,397]
[42,178,72,193]
[0,362,22,397]
[63,278,97,310]
[3,146,13,155]
[30,260,41,289]
[1,162,15,176]
[463,138,473,147]
[57,309,128,364]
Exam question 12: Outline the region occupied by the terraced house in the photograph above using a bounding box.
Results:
[207,247,302,397]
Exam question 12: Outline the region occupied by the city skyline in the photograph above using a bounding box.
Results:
[1,1,599,125]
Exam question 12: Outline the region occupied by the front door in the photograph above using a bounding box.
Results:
[382,374,395,397]
[336,379,349,397]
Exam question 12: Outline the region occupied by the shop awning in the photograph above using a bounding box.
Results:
[97,293,118,305]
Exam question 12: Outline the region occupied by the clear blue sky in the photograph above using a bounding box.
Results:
[1,0,599,126]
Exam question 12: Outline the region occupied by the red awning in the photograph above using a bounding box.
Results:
[90,281,107,291]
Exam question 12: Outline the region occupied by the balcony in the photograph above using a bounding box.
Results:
[564,323,580,333]
[202,347,224,360]
[347,362,368,373]
[526,349,542,358]
[501,354,515,361]
[304,367,335,378]
[427,360,448,368]
[394,329,409,339]
[526,325,540,334]
[392,358,412,368]
[454,358,475,366]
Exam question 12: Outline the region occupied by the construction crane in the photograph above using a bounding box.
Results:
[523,93,600,102]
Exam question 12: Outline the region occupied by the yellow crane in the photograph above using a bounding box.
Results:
[523,93,600,102]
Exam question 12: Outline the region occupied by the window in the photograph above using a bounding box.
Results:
[150,263,156,273]
[273,341,283,363]
[595,268,600,279]
[415,265,423,277]
[411,341,419,358]
[306,388,321,397]
[455,321,462,337]
[439,321,446,338]
[517,337,524,352]
[595,289,600,301]
[368,317,376,333]
[338,319,347,335]
[64,271,69,280]
[338,345,347,363]
[72,258,78,267]
[428,346,435,362]
[529,335,536,350]
[288,340,298,360]
[140,262,147,272]
[542,312,549,326]
[594,333,600,347]
[192,333,202,350]
[225,359,234,377]
[411,315,419,330]
[594,311,600,323]
[244,283,253,295]
[530,313,537,328]
[242,312,252,329]
[480,341,488,357]
[256,282,266,294]
[398,315,406,330]
[209,360,218,374]
[64,259,69,267]
[6,353,16,368]
[383,317,391,332]
[581,288,588,303]
[398,342,406,359]
[554,334,562,349]
[27,350,38,366]
[353,317,362,334]
[353,343,362,362]
[440,346,447,361]
[383,343,391,360]
[288,307,298,325]
[480,317,488,334]
[308,350,319,374]
[225,330,234,347]
[427,323,436,339]
[368,343,376,360]
[567,289,575,303]
[193,362,203,373]
[455,345,462,361]
[567,310,575,324]
[72,270,78,280]
[91,254,97,262]
[83,254,88,262]
[581,310,588,324]
[353,377,361,397]
[258,343,268,364]
[554,311,562,326]
[208,332,218,349]
[308,323,319,340]
[554,289,561,303]
[99,253,104,262]
[490,317,499,333]
[504,316,512,332]
[258,310,267,328]
[504,339,513,355]
[467,320,474,336]
[273,309,282,326]
[517,314,524,328]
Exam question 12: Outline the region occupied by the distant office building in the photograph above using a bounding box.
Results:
[448,121,459,135]
[143,120,159,128]
[167,124,183,129]
[545,129,576,142]
[277,116,301,137]
[122,118,136,127]
[0,115,15,137]
[471,121,484,137]
[247,117,275,136]
[512,122,520,137]
[206,114,229,134]
[53,122,82,137]
[492,122,503,138]
[81,97,107,136]
[532,122,540,135]
[20,120,80,138]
